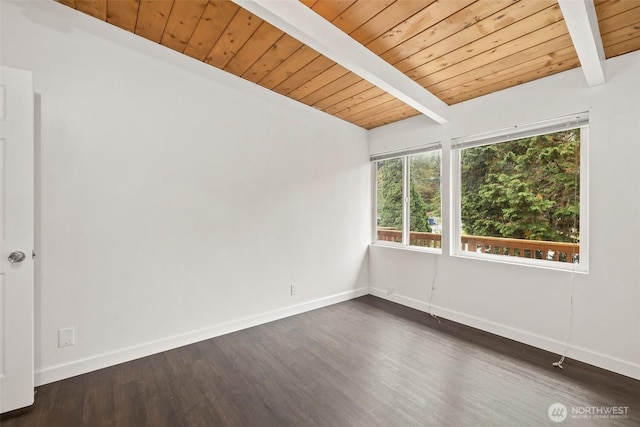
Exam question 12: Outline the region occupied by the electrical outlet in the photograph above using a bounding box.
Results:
[291,283,298,296]
[387,286,395,296]
[58,327,75,348]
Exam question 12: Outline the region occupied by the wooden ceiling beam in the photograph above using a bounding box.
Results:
[231,0,450,124]
[558,0,606,86]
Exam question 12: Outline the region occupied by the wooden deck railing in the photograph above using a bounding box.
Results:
[376,228,579,263]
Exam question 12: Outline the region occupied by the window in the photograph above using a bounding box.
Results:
[373,145,442,250]
[452,114,588,271]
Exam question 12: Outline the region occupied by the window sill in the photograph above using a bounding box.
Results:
[371,241,442,255]
[452,251,588,274]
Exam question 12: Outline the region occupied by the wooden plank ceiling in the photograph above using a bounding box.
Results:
[56,0,640,129]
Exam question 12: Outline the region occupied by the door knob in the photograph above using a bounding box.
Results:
[8,251,26,263]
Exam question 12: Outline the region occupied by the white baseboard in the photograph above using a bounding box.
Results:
[36,286,639,385]
[368,287,640,381]
[35,287,369,386]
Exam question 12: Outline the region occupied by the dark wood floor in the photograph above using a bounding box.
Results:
[2,296,638,426]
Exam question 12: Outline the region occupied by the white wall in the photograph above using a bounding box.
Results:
[2,0,637,386]
[1,0,370,384]
[369,51,640,379]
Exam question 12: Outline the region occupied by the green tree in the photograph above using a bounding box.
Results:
[461,130,580,242]
[377,158,432,232]
[409,182,431,232]
[377,158,403,230]
[411,151,441,221]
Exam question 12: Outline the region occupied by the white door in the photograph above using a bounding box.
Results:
[0,66,35,413]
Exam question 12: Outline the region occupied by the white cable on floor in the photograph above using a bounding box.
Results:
[553,158,579,369]
[553,268,575,369]
[427,254,441,324]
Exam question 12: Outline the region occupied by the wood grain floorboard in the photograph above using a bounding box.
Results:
[2,295,639,426]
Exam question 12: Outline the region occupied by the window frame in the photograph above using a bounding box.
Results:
[372,143,443,253]
[451,113,589,273]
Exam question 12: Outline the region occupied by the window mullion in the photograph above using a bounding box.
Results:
[371,162,378,244]
[402,156,410,246]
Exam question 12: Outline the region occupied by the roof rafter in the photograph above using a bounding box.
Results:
[558,0,606,86]
[231,0,450,124]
